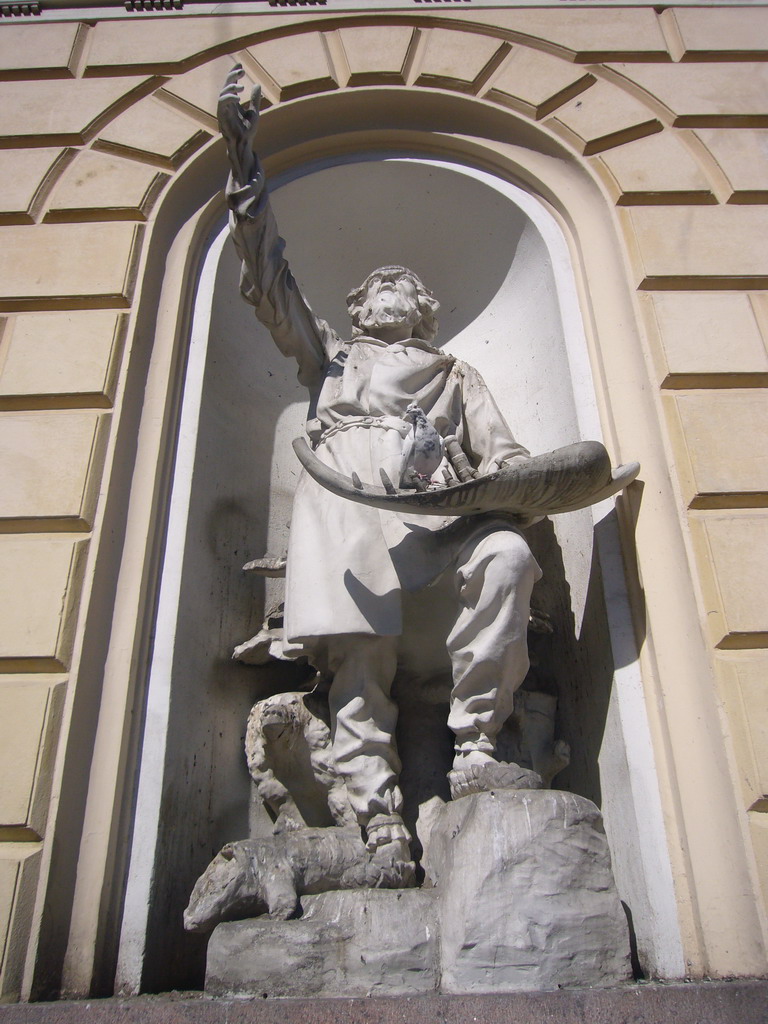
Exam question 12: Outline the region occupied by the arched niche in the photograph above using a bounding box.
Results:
[114,146,681,995]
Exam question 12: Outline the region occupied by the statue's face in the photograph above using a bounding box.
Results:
[358,273,422,341]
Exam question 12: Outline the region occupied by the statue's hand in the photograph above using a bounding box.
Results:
[218,64,262,184]
[218,64,260,143]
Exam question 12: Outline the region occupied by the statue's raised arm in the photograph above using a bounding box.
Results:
[218,65,262,189]
[219,65,332,390]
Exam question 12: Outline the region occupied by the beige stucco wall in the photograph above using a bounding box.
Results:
[0,3,767,1000]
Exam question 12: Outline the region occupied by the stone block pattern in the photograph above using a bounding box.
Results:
[689,514,768,649]
[0,2,767,1001]
[485,48,594,120]
[0,679,65,840]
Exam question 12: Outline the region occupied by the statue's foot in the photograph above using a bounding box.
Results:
[370,837,416,888]
[365,812,411,852]
[448,760,544,800]
[365,813,415,887]
[452,749,496,770]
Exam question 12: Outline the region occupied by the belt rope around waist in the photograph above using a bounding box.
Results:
[315,414,411,447]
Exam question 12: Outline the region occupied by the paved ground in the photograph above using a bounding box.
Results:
[0,981,766,1024]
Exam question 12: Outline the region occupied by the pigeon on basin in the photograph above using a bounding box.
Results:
[400,403,443,489]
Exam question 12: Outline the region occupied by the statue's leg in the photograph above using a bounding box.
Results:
[447,529,542,771]
[326,634,410,850]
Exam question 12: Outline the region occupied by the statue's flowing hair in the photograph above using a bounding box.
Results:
[346,265,440,343]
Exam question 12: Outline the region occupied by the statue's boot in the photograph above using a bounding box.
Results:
[365,811,416,886]
[448,759,544,800]
[365,810,411,850]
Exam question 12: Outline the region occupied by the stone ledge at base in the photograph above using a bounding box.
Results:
[203,789,631,998]
[206,889,438,998]
[1,983,767,1024]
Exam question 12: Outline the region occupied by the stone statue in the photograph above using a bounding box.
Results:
[185,68,638,993]
[184,826,413,933]
[216,65,637,867]
[219,65,544,860]
[244,689,355,832]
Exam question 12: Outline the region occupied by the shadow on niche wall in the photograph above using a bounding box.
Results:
[268,158,528,347]
[525,517,616,809]
[392,513,627,860]
[138,241,310,994]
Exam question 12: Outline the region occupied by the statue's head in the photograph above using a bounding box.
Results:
[346,266,440,344]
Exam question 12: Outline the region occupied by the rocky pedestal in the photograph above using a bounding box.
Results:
[204,789,631,996]
[426,789,632,993]
[205,889,438,998]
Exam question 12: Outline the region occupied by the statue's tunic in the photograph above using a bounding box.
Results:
[228,179,530,641]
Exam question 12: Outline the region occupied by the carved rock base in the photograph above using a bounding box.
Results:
[204,790,631,997]
[427,789,632,993]
[205,889,437,998]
